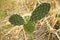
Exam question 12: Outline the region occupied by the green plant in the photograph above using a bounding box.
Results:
[24,21,35,34]
[30,3,51,22]
[9,14,24,26]
[9,3,51,40]
[24,15,30,23]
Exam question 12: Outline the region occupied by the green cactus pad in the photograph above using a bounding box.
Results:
[9,14,24,26]
[24,21,35,34]
[30,3,51,22]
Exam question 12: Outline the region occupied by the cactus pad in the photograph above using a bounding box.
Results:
[24,21,35,34]
[30,3,51,22]
[9,14,24,26]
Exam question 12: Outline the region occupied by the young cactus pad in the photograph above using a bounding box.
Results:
[9,14,24,26]
[24,21,35,34]
[30,3,51,22]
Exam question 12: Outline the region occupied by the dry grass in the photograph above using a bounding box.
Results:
[0,0,60,40]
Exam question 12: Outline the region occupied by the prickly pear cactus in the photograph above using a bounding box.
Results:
[30,3,51,22]
[9,14,24,26]
[24,21,35,34]
[24,21,35,40]
[8,3,51,40]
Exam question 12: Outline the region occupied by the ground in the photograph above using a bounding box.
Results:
[0,0,60,40]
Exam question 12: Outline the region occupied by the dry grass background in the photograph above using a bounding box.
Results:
[0,0,60,40]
